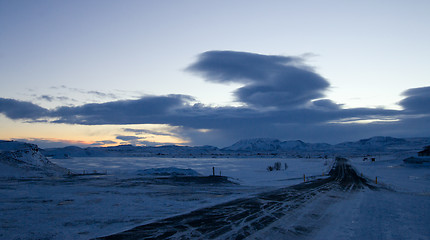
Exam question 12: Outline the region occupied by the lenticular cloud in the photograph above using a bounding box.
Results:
[187,51,329,108]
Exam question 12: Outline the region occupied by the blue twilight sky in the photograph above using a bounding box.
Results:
[0,0,429,148]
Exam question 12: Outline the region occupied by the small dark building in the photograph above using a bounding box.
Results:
[418,146,430,157]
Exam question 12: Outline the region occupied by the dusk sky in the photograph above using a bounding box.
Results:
[1,0,429,148]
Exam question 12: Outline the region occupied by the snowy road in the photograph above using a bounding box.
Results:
[96,158,378,239]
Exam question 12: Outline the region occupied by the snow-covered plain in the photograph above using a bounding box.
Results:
[1,153,429,239]
[51,156,332,187]
[0,156,330,239]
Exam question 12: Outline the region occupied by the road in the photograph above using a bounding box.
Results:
[95,158,378,240]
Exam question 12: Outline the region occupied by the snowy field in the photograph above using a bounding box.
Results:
[51,157,333,187]
[1,155,429,239]
[350,155,430,193]
[1,157,330,240]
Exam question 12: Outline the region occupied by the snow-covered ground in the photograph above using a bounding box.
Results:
[349,154,430,193]
[314,155,430,240]
[316,189,430,240]
[51,156,332,187]
[1,154,429,239]
[0,157,330,239]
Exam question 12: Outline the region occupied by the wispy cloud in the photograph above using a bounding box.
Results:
[116,135,142,141]
[37,95,73,103]
[87,91,118,99]
[115,135,149,146]
[123,128,175,137]
[50,85,118,98]
[90,140,118,146]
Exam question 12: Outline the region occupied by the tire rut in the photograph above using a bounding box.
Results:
[94,157,377,240]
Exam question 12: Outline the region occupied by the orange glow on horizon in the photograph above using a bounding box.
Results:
[0,115,189,147]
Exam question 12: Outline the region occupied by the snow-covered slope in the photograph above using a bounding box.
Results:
[334,136,430,153]
[224,138,283,151]
[223,138,333,152]
[223,136,430,156]
[335,136,407,150]
[43,144,224,158]
[0,140,68,177]
[42,145,115,158]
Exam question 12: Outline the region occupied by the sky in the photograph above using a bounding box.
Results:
[1,0,430,148]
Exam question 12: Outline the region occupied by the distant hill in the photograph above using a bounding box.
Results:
[38,136,430,158]
[223,138,283,152]
[223,138,333,152]
[42,144,224,159]
[0,140,69,177]
[335,136,407,149]
[334,136,430,153]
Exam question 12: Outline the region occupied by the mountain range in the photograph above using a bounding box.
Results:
[39,136,430,158]
[1,136,429,177]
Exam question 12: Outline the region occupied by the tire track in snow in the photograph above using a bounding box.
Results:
[95,158,378,240]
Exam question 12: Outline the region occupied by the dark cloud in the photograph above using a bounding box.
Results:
[90,140,118,146]
[0,98,49,119]
[399,86,430,113]
[2,87,428,146]
[51,94,194,124]
[309,99,343,110]
[187,51,329,108]
[187,51,298,84]
[116,135,142,141]
[2,51,430,147]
